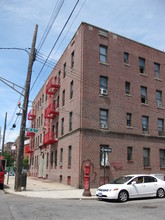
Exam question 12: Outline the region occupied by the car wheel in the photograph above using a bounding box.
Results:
[0,184,3,190]
[118,190,128,202]
[157,188,165,198]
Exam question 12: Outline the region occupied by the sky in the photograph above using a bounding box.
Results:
[0,0,165,146]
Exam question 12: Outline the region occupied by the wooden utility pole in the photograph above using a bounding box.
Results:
[2,112,7,154]
[15,24,38,191]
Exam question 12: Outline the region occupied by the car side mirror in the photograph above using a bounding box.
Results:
[132,181,136,185]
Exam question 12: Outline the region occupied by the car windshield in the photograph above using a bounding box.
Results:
[110,176,134,184]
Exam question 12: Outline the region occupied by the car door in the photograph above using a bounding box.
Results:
[143,176,158,197]
[127,176,146,198]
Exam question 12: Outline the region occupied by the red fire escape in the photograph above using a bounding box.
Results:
[43,76,60,146]
[25,108,36,153]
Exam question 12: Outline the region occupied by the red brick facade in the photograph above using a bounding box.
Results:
[28,22,165,188]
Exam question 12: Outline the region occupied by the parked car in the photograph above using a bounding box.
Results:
[0,164,5,190]
[96,174,165,202]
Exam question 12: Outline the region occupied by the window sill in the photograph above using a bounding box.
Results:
[124,63,130,67]
[99,94,109,98]
[125,93,132,97]
[157,106,164,110]
[127,160,134,163]
[142,133,150,136]
[160,167,165,170]
[141,103,149,107]
[99,62,109,66]
[126,126,133,129]
[139,73,147,77]
[143,166,151,170]
[155,77,162,81]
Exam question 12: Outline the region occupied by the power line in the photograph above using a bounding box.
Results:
[37,0,65,52]
[30,0,80,93]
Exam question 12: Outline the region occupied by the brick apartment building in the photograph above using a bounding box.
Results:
[26,22,165,188]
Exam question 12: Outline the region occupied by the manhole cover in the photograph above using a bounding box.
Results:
[143,206,157,209]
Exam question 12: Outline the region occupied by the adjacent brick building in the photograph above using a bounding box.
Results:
[26,22,165,188]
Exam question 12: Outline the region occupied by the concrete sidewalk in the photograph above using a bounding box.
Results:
[4,175,97,199]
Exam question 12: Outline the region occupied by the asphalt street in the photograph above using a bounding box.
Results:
[1,190,165,220]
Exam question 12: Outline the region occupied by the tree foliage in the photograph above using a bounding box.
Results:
[2,151,14,167]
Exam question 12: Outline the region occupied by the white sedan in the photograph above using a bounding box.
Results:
[96,174,165,202]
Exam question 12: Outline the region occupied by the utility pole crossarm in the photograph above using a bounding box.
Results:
[15,24,38,192]
[0,77,25,97]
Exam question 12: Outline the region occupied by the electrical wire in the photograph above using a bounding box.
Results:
[37,0,65,52]
[30,0,80,93]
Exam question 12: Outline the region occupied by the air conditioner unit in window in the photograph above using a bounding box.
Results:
[100,88,108,96]
[100,123,108,129]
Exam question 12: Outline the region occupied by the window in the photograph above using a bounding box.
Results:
[46,153,49,168]
[56,122,58,138]
[156,90,162,107]
[51,151,53,169]
[57,96,59,107]
[124,52,129,64]
[70,80,73,100]
[141,86,148,104]
[55,150,57,168]
[69,112,73,131]
[126,113,132,126]
[40,134,42,144]
[63,63,66,78]
[61,118,64,135]
[142,116,149,134]
[160,149,165,168]
[125,82,130,95]
[71,51,74,68]
[143,148,150,167]
[144,176,157,183]
[154,62,160,79]
[100,145,109,167]
[158,119,164,136]
[99,45,107,63]
[41,114,43,126]
[139,57,145,74]
[62,90,65,107]
[42,94,44,103]
[100,76,108,95]
[127,147,133,161]
[68,146,72,167]
[60,148,63,167]
[100,109,108,129]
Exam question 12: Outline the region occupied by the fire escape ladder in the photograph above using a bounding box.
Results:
[28,109,36,120]
[46,76,60,95]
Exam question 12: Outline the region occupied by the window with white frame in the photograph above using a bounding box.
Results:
[100,109,108,129]
[156,90,162,107]
[158,118,164,136]
[99,45,107,63]
[126,113,132,127]
[154,62,160,79]
[139,57,145,74]
[142,116,149,134]
[125,82,130,95]
[127,146,133,161]
[141,86,148,104]
[143,148,150,167]
[124,52,129,64]
[160,149,165,168]
[100,76,108,95]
